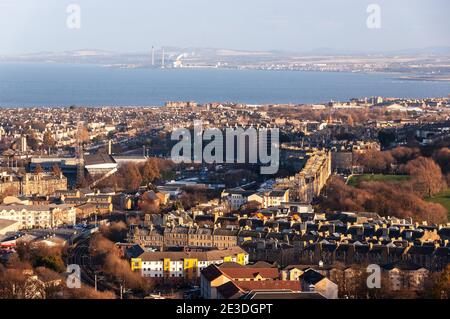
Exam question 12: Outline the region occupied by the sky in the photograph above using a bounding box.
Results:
[0,0,449,55]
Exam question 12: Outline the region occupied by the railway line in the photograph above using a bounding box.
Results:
[67,237,119,296]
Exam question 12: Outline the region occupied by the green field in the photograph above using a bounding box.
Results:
[347,174,411,187]
[426,188,450,218]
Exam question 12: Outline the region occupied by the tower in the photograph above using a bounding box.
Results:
[108,139,112,155]
[151,46,155,66]
[161,47,165,68]
[19,135,27,153]
[76,119,85,186]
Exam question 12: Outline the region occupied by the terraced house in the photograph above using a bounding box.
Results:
[0,171,67,196]
[0,204,76,229]
[129,225,239,250]
[129,246,248,282]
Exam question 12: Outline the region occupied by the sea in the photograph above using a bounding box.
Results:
[0,62,449,107]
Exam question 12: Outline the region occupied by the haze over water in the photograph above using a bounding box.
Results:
[0,63,449,107]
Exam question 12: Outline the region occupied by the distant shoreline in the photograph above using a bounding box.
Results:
[395,75,450,82]
[1,60,450,80]
[1,61,450,82]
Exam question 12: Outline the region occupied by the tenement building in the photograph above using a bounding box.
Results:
[276,150,331,203]
[129,225,239,250]
[0,171,67,196]
[0,204,76,229]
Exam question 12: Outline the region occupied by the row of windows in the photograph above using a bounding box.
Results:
[189,235,212,240]
[166,234,187,238]
[143,267,184,271]
[141,263,216,270]
[141,236,235,242]
[144,273,185,278]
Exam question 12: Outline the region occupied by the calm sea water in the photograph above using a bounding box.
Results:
[0,62,449,107]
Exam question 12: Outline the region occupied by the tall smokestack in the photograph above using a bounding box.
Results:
[108,140,112,155]
[151,46,155,66]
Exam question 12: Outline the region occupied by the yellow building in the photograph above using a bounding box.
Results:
[130,246,249,282]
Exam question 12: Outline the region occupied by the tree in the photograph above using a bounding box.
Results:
[320,176,448,224]
[141,201,160,214]
[35,164,44,174]
[52,165,62,177]
[421,265,450,299]
[34,255,65,273]
[141,158,161,185]
[77,127,90,144]
[389,146,420,165]
[0,268,31,299]
[26,132,39,151]
[100,221,128,242]
[90,233,154,293]
[42,131,56,150]
[0,186,19,202]
[13,242,66,274]
[405,157,446,197]
[121,162,142,191]
[433,147,450,174]
[347,114,354,126]
[356,150,394,174]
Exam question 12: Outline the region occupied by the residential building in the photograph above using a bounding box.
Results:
[130,246,249,282]
[276,150,331,203]
[382,261,430,291]
[248,189,290,208]
[299,268,338,299]
[221,189,255,210]
[200,262,334,299]
[129,225,239,250]
[0,171,67,196]
[0,204,76,229]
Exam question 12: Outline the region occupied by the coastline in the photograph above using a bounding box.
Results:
[395,75,450,82]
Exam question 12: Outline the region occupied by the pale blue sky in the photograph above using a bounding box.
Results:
[0,0,449,54]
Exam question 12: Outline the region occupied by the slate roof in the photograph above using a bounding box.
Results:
[407,245,436,255]
[299,269,325,285]
[219,267,279,280]
[382,261,425,271]
[84,153,116,166]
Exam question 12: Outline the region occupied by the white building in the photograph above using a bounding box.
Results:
[248,189,290,209]
[0,204,76,229]
[84,153,118,177]
[18,135,27,153]
[131,246,249,281]
[221,189,255,210]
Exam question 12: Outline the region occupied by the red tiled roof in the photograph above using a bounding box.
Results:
[235,280,301,292]
[220,267,279,280]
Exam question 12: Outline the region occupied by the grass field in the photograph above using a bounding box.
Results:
[347,174,411,187]
[426,188,450,218]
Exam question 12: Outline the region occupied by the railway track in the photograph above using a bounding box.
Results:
[68,238,119,296]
